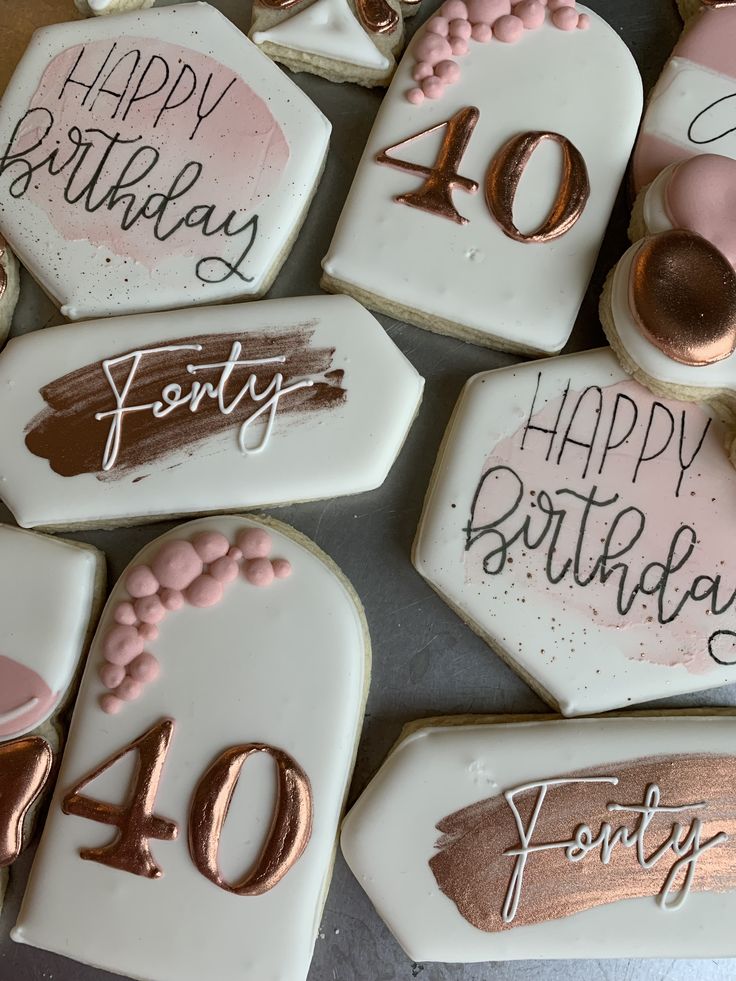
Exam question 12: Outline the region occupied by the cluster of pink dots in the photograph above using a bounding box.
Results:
[408,0,588,104]
[99,528,292,715]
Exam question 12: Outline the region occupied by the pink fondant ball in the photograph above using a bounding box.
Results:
[577,12,589,28]
[160,588,185,611]
[228,546,243,562]
[435,59,461,83]
[427,14,450,34]
[414,32,453,65]
[236,528,272,560]
[551,5,578,28]
[100,693,122,715]
[151,540,203,590]
[466,0,509,25]
[103,625,144,666]
[422,75,446,99]
[138,622,159,642]
[494,12,524,40]
[548,0,573,8]
[244,558,275,588]
[271,558,293,580]
[450,36,469,54]
[471,21,493,40]
[100,662,126,690]
[125,565,159,599]
[413,60,435,81]
[449,18,472,38]
[441,0,468,18]
[134,594,166,625]
[185,574,224,608]
[407,87,425,104]
[514,0,544,27]
[210,556,239,584]
[192,531,230,564]
[128,652,160,684]
[116,678,143,702]
[114,601,138,626]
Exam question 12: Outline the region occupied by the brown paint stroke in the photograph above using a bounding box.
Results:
[430,754,736,932]
[25,323,346,478]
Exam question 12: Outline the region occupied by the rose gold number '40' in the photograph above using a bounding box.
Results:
[62,719,313,891]
[377,107,590,239]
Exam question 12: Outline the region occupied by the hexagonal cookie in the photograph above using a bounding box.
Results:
[0,4,330,319]
[414,348,736,715]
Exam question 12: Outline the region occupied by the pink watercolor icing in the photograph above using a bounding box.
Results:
[665,154,736,266]
[407,0,586,104]
[99,526,292,714]
[7,37,289,267]
[0,655,57,739]
[465,379,736,674]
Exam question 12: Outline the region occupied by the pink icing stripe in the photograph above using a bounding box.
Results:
[675,7,736,80]
[665,154,736,266]
[407,0,586,105]
[99,527,292,716]
[633,133,694,193]
[0,655,57,740]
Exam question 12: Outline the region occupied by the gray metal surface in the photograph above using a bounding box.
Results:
[3,1,735,979]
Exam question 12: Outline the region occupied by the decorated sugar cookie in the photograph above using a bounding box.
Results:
[0,524,104,912]
[633,2,736,191]
[414,349,736,715]
[0,4,330,320]
[13,516,369,981]
[342,715,736,962]
[0,295,423,530]
[0,234,20,346]
[75,0,155,15]
[322,2,642,355]
[250,0,419,87]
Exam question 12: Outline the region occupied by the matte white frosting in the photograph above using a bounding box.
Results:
[252,0,391,71]
[414,348,736,715]
[641,163,679,235]
[0,295,423,529]
[13,515,369,981]
[0,525,101,740]
[322,5,642,354]
[0,4,330,319]
[610,242,736,389]
[341,716,736,961]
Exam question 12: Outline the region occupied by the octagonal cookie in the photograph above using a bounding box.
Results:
[414,348,736,715]
[0,4,330,320]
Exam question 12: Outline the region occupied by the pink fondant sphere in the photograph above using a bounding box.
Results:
[192,531,230,564]
[422,75,446,99]
[435,59,461,82]
[244,557,275,588]
[185,574,224,608]
[210,556,239,584]
[236,528,272,560]
[449,17,472,38]
[471,21,493,40]
[103,625,144,666]
[551,5,577,28]
[128,652,160,684]
[494,12,524,40]
[515,0,544,27]
[100,693,122,715]
[548,0,573,8]
[151,540,203,590]
[100,662,126,690]
[413,60,435,81]
[450,36,469,54]
[116,678,143,702]
[577,12,589,28]
[125,565,159,599]
[228,546,243,561]
[427,14,450,34]
[134,594,166,625]
[414,32,453,65]
[138,622,159,642]
[160,588,185,611]
[466,0,509,25]
[407,87,425,104]
[114,601,138,626]
[272,558,293,580]
[441,0,468,18]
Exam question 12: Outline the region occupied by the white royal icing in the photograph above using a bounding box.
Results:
[0,4,330,319]
[13,515,369,981]
[640,163,679,236]
[252,0,391,71]
[0,295,423,529]
[414,348,736,716]
[0,525,102,742]
[322,5,642,354]
[610,241,736,391]
[341,716,736,962]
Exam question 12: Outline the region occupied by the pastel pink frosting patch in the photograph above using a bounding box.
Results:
[665,155,736,266]
[0,655,57,739]
[7,37,289,267]
[465,380,736,674]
